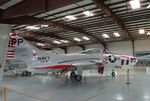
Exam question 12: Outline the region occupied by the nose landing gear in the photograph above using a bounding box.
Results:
[111,69,116,77]
[98,66,104,75]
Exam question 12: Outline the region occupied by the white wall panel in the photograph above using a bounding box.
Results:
[67,46,83,53]
[108,41,133,56]
[135,39,150,51]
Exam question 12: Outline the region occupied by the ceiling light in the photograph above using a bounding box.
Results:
[41,25,49,27]
[60,40,69,43]
[114,32,120,37]
[82,36,90,40]
[37,43,45,46]
[129,0,140,9]
[147,3,150,8]
[83,11,94,17]
[53,40,61,44]
[147,32,150,35]
[26,26,40,30]
[65,15,77,21]
[139,29,145,34]
[74,37,81,42]
[102,34,110,38]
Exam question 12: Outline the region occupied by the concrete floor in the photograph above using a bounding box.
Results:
[0,71,150,101]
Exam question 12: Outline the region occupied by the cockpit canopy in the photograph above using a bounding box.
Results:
[79,48,103,54]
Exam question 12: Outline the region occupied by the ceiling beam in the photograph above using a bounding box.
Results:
[25,31,76,44]
[48,20,106,47]
[0,0,11,6]
[23,36,57,47]
[14,29,77,44]
[0,15,106,48]
[24,37,45,43]
[0,0,82,18]
[0,16,47,24]
[92,0,133,41]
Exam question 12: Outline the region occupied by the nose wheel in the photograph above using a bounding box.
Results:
[111,72,116,77]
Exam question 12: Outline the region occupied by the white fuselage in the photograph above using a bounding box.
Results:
[28,52,102,73]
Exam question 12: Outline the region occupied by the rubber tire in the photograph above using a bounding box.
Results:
[75,75,82,81]
[22,71,31,76]
[111,72,116,77]
[22,71,27,76]
[70,71,76,78]
[27,71,32,76]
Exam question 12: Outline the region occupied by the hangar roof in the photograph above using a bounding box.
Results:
[0,0,150,50]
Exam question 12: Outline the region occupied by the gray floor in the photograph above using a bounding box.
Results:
[0,72,150,101]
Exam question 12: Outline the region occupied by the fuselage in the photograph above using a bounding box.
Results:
[28,52,103,73]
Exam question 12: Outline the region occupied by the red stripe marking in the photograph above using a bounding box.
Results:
[119,56,137,60]
[7,50,15,52]
[34,64,73,69]
[119,56,130,59]
[7,56,15,58]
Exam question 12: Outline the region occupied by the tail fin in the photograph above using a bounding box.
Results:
[7,33,59,66]
[7,33,41,63]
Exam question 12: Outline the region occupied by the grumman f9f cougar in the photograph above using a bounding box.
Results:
[7,33,138,81]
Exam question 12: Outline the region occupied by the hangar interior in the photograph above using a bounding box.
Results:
[0,0,150,101]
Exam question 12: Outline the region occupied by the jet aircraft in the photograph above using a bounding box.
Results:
[7,33,138,81]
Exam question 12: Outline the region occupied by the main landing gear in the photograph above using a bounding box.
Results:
[22,71,32,76]
[70,71,82,81]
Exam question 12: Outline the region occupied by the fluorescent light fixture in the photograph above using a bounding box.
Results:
[74,37,81,42]
[37,43,45,46]
[129,0,140,9]
[147,3,150,8]
[41,25,49,27]
[65,15,77,21]
[147,32,150,35]
[114,32,120,37]
[60,40,69,43]
[102,34,110,38]
[26,26,40,30]
[139,29,145,34]
[53,40,61,44]
[82,36,90,40]
[83,11,94,17]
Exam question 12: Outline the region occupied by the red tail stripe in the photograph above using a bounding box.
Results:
[7,50,15,52]
[7,56,15,58]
